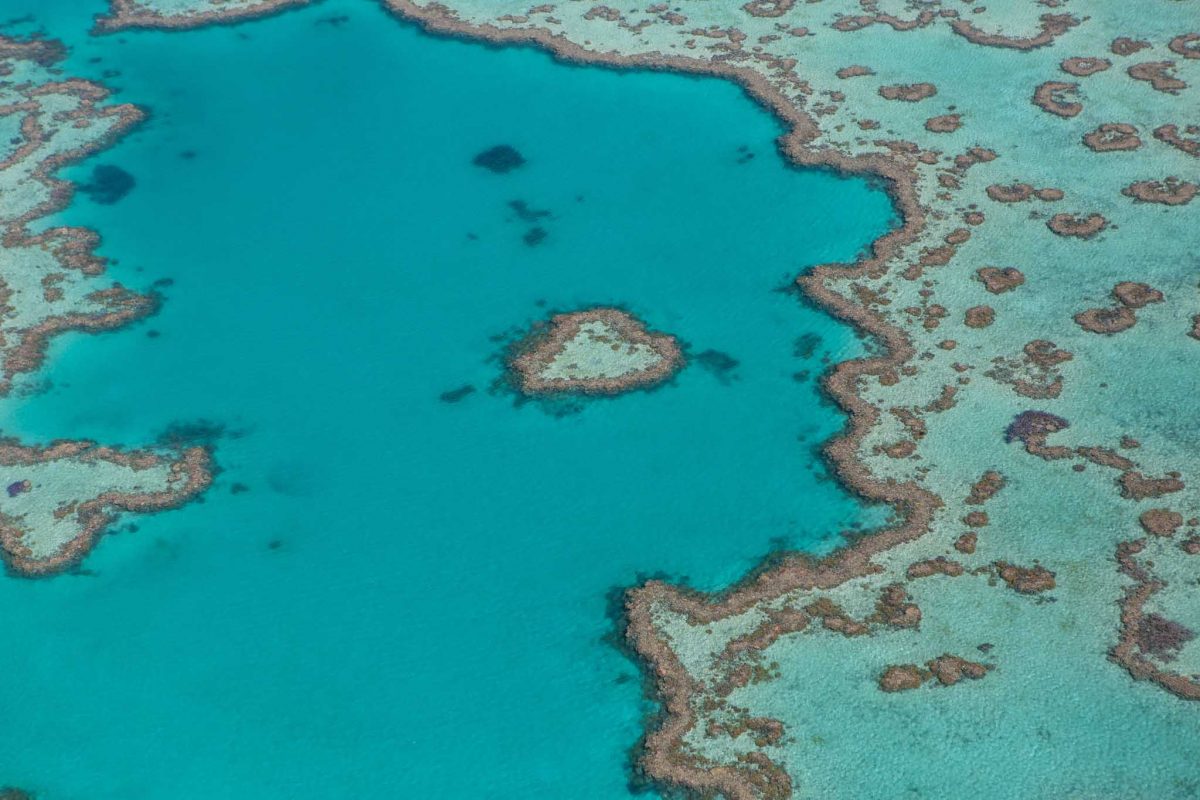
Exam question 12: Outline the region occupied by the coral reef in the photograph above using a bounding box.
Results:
[33,1,1200,796]
[94,0,310,32]
[508,307,683,395]
[0,39,215,575]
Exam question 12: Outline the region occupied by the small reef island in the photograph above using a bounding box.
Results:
[2,0,1200,798]
[509,308,683,395]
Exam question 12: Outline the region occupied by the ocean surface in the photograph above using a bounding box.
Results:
[0,1,894,796]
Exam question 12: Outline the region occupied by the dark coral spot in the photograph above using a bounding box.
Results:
[156,419,225,447]
[439,385,475,404]
[793,333,823,359]
[1137,613,1195,661]
[78,164,135,205]
[508,200,552,222]
[1005,410,1069,444]
[695,349,739,383]
[473,145,525,174]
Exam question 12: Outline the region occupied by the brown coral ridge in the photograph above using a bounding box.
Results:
[878,654,990,692]
[878,83,937,102]
[967,471,1006,505]
[1127,62,1187,94]
[1047,213,1107,238]
[1153,124,1200,158]
[708,588,925,690]
[1004,410,1070,459]
[1169,33,1200,60]
[831,10,936,34]
[906,556,964,580]
[1122,178,1198,206]
[1110,37,1150,57]
[949,13,1077,50]
[1112,282,1163,309]
[0,36,66,65]
[924,114,961,134]
[1074,305,1137,335]
[836,65,874,79]
[1118,471,1185,501]
[1137,614,1196,661]
[868,583,921,629]
[994,561,1056,594]
[707,716,786,748]
[0,442,213,576]
[965,305,995,328]
[1011,416,1167,482]
[976,267,1025,294]
[878,664,924,692]
[1033,81,1082,117]
[1112,541,1200,700]
[720,606,811,661]
[926,654,990,685]
[93,0,310,32]
[507,308,683,396]
[742,0,795,19]
[805,596,870,637]
[1083,123,1141,152]
[1023,340,1073,369]
[1061,57,1111,77]
[1139,509,1183,537]
[985,341,1071,399]
[1074,281,1164,336]
[986,183,1061,203]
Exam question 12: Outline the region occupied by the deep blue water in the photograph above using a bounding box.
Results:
[0,1,893,796]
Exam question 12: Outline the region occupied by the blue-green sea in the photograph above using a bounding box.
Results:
[0,1,893,796]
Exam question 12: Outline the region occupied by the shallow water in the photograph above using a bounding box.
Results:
[0,1,894,796]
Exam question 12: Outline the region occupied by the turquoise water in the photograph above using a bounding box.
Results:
[0,1,893,796]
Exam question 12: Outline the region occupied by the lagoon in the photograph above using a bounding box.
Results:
[0,1,893,795]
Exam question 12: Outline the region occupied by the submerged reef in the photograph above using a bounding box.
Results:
[473,144,525,173]
[78,164,136,205]
[508,308,683,396]
[26,0,1200,797]
[0,39,214,575]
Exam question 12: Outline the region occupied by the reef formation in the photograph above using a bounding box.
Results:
[93,0,311,31]
[36,0,1200,797]
[0,38,212,575]
[509,307,683,395]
